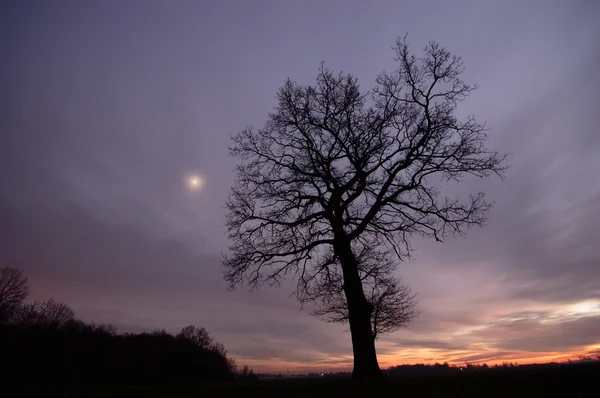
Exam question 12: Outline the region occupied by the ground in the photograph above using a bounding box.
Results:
[15,362,597,398]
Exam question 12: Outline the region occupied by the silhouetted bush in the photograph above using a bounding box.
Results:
[0,322,236,385]
[0,267,237,385]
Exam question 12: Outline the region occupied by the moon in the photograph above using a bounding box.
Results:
[185,174,204,191]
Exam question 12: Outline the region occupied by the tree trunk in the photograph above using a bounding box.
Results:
[335,238,384,381]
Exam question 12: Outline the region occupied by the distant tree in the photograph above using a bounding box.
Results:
[176,325,238,373]
[12,298,75,327]
[60,318,90,332]
[92,323,118,335]
[237,365,258,380]
[177,325,213,349]
[210,341,228,357]
[240,365,250,378]
[225,356,237,375]
[150,328,169,337]
[0,266,30,322]
[223,35,507,380]
[248,369,258,381]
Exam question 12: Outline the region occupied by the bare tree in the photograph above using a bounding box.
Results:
[0,266,30,322]
[13,298,75,327]
[210,341,228,357]
[38,298,75,327]
[306,244,418,339]
[315,277,417,340]
[177,325,213,349]
[223,36,507,380]
[177,325,236,372]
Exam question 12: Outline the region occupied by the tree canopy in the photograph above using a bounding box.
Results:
[223,36,507,379]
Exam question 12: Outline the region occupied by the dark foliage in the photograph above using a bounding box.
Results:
[177,325,213,349]
[0,267,237,386]
[0,322,236,385]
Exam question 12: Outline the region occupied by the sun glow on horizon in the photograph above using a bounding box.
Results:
[236,300,600,373]
[243,343,600,374]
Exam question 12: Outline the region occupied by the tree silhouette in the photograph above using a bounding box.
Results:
[238,365,258,381]
[12,298,75,327]
[308,245,418,339]
[177,325,213,349]
[176,325,237,374]
[0,268,238,385]
[223,36,507,380]
[0,266,29,322]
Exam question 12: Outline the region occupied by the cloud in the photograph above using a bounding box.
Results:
[382,303,600,365]
[471,310,600,353]
[390,338,466,351]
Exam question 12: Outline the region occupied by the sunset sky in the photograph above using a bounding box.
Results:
[1,0,599,373]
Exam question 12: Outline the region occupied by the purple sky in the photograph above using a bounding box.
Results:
[2,0,599,372]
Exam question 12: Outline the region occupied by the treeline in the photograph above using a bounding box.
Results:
[386,361,546,376]
[0,266,245,385]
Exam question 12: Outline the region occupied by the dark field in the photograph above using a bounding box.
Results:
[16,362,598,398]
